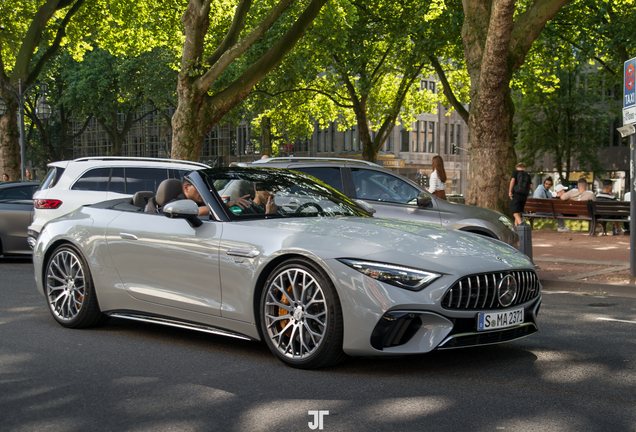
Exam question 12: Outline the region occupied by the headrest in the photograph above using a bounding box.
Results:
[155,179,184,206]
[132,191,154,207]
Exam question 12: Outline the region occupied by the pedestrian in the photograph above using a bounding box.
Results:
[535,178,570,232]
[560,177,595,201]
[427,155,447,200]
[533,176,553,199]
[261,154,269,159]
[596,180,623,235]
[25,169,32,180]
[509,162,532,227]
[2,173,8,182]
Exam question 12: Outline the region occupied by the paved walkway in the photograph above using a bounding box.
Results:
[529,227,636,296]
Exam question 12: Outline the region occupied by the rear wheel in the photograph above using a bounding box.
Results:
[45,244,105,328]
[260,258,346,369]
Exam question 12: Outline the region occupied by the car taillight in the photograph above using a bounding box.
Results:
[34,199,63,209]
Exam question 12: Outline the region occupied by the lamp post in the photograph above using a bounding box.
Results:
[0,79,52,180]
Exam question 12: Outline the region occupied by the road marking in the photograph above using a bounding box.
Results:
[597,317,636,324]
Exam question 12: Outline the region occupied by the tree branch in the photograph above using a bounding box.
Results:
[427,54,469,121]
[204,0,253,67]
[253,87,355,108]
[28,0,86,84]
[198,0,296,92]
[13,0,64,79]
[509,0,573,72]
[207,0,329,114]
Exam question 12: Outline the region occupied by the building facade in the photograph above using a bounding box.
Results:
[69,79,471,194]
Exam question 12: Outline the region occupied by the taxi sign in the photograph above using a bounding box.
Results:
[623,57,636,124]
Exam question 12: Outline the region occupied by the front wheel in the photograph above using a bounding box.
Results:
[260,258,346,369]
[45,244,106,328]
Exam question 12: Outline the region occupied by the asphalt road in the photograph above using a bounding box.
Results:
[1,258,635,432]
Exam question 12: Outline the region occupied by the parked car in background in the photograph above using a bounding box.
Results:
[33,167,541,369]
[0,181,41,256]
[250,157,519,248]
[27,157,209,248]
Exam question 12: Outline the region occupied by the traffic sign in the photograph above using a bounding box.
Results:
[623,57,636,124]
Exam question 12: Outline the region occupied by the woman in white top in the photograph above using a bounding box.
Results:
[428,155,447,200]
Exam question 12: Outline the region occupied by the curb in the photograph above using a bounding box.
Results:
[541,278,636,298]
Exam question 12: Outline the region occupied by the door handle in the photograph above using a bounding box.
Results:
[119,233,138,241]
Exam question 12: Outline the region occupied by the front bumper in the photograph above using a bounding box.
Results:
[369,296,541,353]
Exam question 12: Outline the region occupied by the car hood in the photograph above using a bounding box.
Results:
[239,216,532,273]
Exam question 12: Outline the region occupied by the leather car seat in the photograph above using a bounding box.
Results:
[145,179,183,214]
[132,191,155,208]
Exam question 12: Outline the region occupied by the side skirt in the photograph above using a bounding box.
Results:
[107,311,257,342]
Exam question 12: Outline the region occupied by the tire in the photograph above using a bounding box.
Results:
[44,244,105,328]
[260,258,346,369]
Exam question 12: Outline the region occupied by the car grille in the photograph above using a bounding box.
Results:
[441,270,540,310]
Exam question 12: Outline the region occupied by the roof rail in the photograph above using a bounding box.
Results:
[71,156,210,168]
[252,157,380,167]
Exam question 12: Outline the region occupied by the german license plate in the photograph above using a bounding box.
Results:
[477,308,524,331]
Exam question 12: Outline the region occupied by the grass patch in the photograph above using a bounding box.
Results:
[526,218,591,232]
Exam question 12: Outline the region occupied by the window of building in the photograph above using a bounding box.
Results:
[323,127,328,152]
[401,130,409,152]
[330,124,335,152]
[351,127,358,151]
[445,123,449,154]
[429,82,436,93]
[317,130,322,153]
[428,121,435,153]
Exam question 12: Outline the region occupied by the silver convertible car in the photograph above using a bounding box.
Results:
[33,168,541,369]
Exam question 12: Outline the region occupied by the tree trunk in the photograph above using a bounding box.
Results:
[460,0,571,214]
[261,117,271,157]
[0,100,21,180]
[466,90,517,214]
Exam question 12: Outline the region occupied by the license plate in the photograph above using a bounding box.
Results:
[477,308,524,331]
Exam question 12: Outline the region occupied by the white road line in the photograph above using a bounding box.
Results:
[597,317,636,324]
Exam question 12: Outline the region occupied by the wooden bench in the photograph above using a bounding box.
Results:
[587,200,631,235]
[524,198,594,234]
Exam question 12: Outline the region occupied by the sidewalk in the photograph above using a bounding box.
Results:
[530,227,636,296]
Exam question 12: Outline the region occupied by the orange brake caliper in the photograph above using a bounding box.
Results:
[278,285,293,331]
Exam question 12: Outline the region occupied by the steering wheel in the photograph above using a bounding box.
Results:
[294,202,324,215]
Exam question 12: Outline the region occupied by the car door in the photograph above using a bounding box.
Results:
[105,211,222,316]
[348,167,442,225]
[0,185,35,254]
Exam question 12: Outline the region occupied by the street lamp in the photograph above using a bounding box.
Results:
[0,79,52,180]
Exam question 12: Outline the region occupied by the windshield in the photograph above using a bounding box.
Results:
[201,167,369,219]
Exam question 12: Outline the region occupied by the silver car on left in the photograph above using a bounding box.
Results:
[0,181,40,256]
[33,167,541,369]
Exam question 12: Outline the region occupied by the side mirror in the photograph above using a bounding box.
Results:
[355,199,376,215]
[163,200,203,227]
[417,192,432,208]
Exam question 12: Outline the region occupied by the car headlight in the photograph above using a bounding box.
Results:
[499,215,516,232]
[338,259,441,291]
